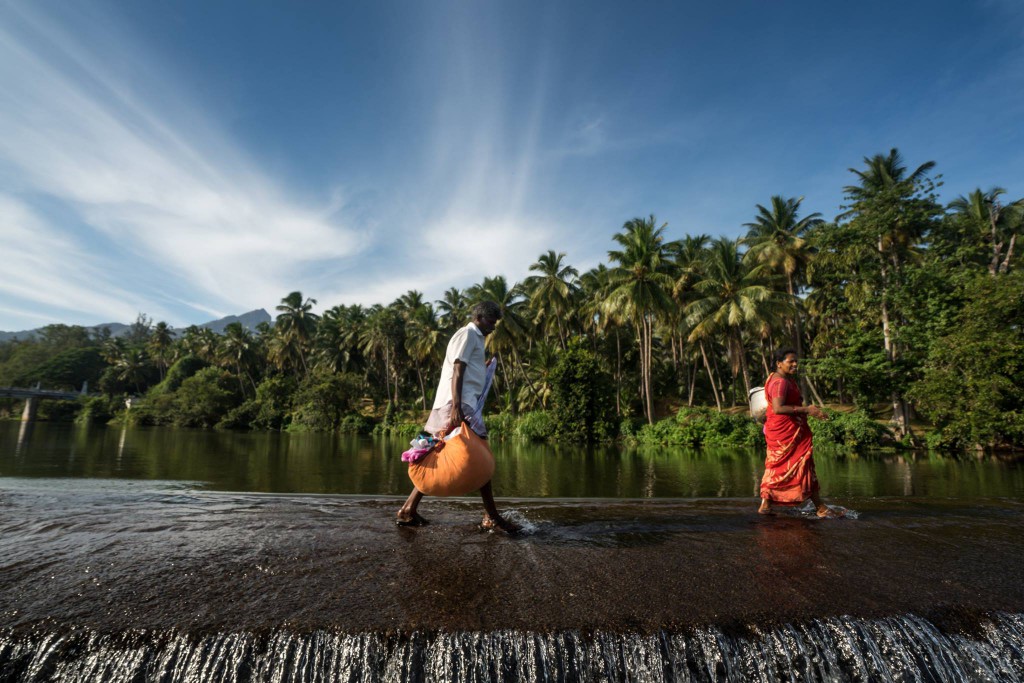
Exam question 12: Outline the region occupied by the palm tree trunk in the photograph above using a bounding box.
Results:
[788,272,811,399]
[642,316,654,424]
[687,357,697,406]
[734,332,752,397]
[615,329,622,416]
[1000,233,1017,274]
[699,340,722,411]
[635,321,647,421]
[383,345,392,407]
[298,343,309,378]
[512,347,540,409]
[878,244,908,439]
[990,218,1001,277]
[417,366,427,410]
[805,373,827,408]
[712,352,728,407]
[235,361,246,398]
[498,354,512,411]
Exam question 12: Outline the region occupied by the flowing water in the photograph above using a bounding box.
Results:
[2,423,1024,681]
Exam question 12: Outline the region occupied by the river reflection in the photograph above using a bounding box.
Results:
[1,422,1023,499]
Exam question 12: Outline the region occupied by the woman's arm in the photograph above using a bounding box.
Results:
[770,381,826,420]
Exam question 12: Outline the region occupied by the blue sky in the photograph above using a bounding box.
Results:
[1,0,1022,330]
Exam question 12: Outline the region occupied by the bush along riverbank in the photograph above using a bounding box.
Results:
[621,406,896,453]
[2,390,946,454]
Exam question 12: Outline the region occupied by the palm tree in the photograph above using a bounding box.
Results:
[580,263,628,415]
[275,291,320,377]
[219,322,258,396]
[397,290,426,313]
[147,322,174,381]
[466,275,533,408]
[743,195,823,374]
[360,304,403,407]
[436,288,468,333]
[101,337,127,366]
[405,304,442,409]
[318,304,366,373]
[523,250,579,349]
[843,149,935,202]
[686,238,786,400]
[670,235,710,406]
[517,341,559,411]
[842,148,939,437]
[115,348,149,394]
[606,215,679,423]
[178,326,218,364]
[948,187,1024,276]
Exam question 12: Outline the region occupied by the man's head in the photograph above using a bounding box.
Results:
[471,301,502,337]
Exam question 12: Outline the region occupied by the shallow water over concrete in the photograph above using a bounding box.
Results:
[2,479,1023,634]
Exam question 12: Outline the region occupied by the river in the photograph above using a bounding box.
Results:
[2,423,1024,681]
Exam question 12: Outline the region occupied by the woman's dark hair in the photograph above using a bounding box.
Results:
[772,347,798,370]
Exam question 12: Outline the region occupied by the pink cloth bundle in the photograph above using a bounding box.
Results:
[401,447,433,463]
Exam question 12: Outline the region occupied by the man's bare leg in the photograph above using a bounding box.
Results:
[396,488,429,526]
[479,481,519,533]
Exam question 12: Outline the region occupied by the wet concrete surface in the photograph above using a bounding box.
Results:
[1,479,1023,635]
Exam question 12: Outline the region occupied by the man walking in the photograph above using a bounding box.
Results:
[396,301,519,532]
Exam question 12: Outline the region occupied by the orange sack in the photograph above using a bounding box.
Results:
[408,424,495,497]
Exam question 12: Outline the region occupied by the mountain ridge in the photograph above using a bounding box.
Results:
[0,309,272,343]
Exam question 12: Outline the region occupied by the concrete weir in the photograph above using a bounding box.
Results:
[1,481,1024,680]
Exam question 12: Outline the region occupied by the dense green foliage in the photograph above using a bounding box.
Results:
[909,272,1024,451]
[630,407,765,448]
[2,147,1022,450]
[549,341,617,442]
[464,410,556,441]
[809,409,896,452]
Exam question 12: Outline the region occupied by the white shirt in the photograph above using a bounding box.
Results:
[432,322,488,409]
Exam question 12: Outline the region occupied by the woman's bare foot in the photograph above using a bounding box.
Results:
[816,505,844,519]
[480,514,520,534]
[395,510,430,527]
[758,499,775,515]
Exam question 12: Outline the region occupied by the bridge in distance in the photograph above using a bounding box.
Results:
[0,385,89,422]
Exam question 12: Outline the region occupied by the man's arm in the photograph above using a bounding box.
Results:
[448,360,467,429]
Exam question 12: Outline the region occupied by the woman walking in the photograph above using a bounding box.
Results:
[759,348,840,517]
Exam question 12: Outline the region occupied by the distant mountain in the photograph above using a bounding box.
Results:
[192,309,272,335]
[0,309,272,343]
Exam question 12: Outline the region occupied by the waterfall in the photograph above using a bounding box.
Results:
[2,613,1023,682]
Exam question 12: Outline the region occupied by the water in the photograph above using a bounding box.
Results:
[4,615,1024,682]
[3,422,1023,498]
[2,423,1024,681]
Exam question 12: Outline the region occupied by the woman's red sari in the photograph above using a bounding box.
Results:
[760,374,819,505]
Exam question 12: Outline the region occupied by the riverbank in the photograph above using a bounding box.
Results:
[1,398,1011,456]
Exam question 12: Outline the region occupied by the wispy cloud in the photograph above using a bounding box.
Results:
[0,194,149,325]
[0,4,361,328]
